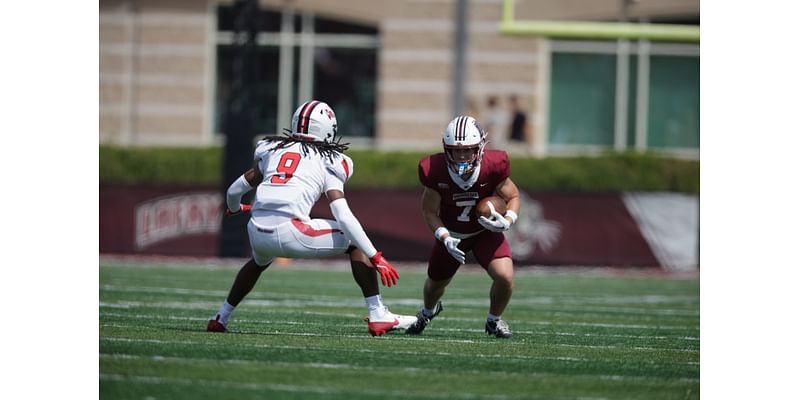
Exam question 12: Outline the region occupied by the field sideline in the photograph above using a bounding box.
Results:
[100,258,699,400]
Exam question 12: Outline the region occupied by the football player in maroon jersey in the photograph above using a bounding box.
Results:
[407,116,521,338]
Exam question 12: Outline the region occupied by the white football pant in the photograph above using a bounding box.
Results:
[247,218,351,266]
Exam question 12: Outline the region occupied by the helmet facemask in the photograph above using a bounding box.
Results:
[445,144,482,176]
[442,116,486,177]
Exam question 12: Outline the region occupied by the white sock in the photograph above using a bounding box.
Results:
[216,300,236,325]
[487,313,501,322]
[365,295,384,310]
[366,295,385,319]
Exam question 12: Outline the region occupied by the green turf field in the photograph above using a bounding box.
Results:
[100,261,699,400]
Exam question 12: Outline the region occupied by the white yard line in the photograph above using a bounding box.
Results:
[99,255,699,280]
[98,373,539,400]
[100,311,700,342]
[101,353,699,384]
[100,307,699,332]
[101,337,699,364]
[100,299,700,320]
[99,288,698,317]
[100,284,698,305]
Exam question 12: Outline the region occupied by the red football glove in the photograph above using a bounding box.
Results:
[368,251,399,287]
[225,204,252,217]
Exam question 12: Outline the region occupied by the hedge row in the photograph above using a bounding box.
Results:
[99,146,699,193]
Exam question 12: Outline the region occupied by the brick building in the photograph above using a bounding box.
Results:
[100,0,699,157]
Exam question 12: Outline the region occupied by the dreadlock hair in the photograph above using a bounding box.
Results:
[261,128,350,161]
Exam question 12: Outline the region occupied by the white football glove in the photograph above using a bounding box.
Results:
[478,202,512,232]
[442,236,465,264]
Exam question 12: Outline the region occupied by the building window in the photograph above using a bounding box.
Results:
[548,40,699,157]
[313,47,377,138]
[214,5,379,138]
[647,56,699,149]
[549,53,617,147]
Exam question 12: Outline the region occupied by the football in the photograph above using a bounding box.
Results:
[476,196,507,218]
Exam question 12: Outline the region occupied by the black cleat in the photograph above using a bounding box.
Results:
[485,319,513,338]
[405,301,443,335]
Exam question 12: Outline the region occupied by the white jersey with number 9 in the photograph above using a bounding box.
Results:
[250,139,354,221]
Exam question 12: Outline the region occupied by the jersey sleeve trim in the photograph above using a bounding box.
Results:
[418,156,435,188]
[341,159,350,179]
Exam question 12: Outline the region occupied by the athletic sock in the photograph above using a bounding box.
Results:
[365,294,384,310]
[366,295,386,319]
[487,313,501,323]
[216,300,236,325]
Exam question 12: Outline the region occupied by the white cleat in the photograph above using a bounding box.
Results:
[394,313,419,330]
[365,307,417,336]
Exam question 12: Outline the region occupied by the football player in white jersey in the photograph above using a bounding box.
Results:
[207,100,416,336]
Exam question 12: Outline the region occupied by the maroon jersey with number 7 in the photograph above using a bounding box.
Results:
[418,149,510,235]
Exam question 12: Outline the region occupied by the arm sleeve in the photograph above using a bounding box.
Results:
[329,198,377,258]
[226,175,253,212]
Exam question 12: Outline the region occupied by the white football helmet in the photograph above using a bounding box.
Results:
[442,115,486,176]
[290,100,338,142]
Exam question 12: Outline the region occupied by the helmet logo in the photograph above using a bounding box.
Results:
[324,109,335,120]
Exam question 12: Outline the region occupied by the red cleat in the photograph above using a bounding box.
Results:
[364,307,417,336]
[206,315,227,332]
[367,320,399,336]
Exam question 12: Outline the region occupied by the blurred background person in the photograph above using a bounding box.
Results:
[507,94,531,155]
[483,95,507,151]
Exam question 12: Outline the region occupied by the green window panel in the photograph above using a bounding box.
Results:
[647,56,700,149]
[549,53,617,146]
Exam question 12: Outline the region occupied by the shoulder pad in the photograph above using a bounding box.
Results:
[485,150,510,179]
[418,155,435,187]
[253,140,275,162]
[325,153,354,183]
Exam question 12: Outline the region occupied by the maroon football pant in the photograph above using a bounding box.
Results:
[427,230,512,281]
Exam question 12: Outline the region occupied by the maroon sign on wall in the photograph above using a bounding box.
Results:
[100,185,222,257]
[100,184,659,267]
